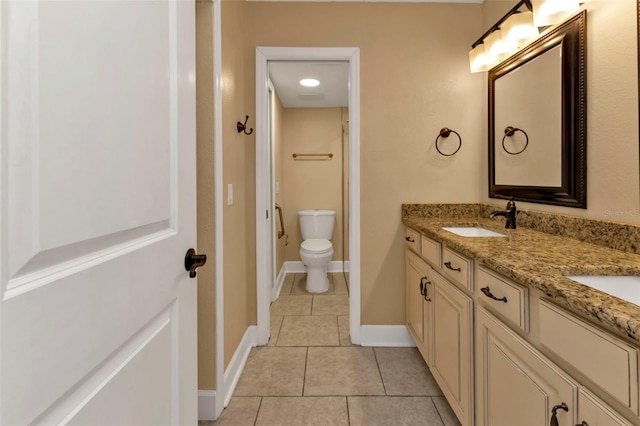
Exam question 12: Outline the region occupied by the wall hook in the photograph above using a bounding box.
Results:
[237,115,253,135]
[435,127,462,156]
[502,126,528,155]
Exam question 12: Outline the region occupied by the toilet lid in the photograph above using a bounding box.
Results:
[301,239,332,253]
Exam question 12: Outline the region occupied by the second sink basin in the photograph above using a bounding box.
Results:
[442,227,507,238]
[566,275,640,306]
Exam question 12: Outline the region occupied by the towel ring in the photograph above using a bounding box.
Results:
[501,126,529,155]
[435,128,462,156]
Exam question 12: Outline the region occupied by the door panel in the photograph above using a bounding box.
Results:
[1,1,197,424]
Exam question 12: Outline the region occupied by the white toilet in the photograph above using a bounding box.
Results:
[298,209,335,293]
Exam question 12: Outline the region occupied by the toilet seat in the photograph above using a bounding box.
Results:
[300,239,332,254]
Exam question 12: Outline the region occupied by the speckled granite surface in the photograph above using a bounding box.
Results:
[402,204,640,343]
[403,203,640,254]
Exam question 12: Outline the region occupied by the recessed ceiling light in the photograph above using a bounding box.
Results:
[300,78,320,87]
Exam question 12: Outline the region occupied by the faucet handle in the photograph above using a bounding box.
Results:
[506,198,516,211]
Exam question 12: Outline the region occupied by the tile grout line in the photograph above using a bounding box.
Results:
[302,346,309,396]
[345,395,351,426]
[371,347,388,396]
[273,315,285,346]
[431,396,448,426]
[253,396,264,426]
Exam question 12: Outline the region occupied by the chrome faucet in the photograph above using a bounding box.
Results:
[490,198,517,229]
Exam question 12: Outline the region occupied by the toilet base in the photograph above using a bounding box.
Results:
[306,266,330,293]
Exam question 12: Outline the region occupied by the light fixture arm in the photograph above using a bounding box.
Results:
[471,0,533,48]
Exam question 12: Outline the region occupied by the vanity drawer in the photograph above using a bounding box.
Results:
[420,235,441,268]
[539,300,639,415]
[405,227,420,253]
[441,247,472,291]
[476,267,528,332]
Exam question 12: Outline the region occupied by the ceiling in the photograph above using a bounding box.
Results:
[269,61,349,108]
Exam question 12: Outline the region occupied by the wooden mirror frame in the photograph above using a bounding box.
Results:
[488,10,587,208]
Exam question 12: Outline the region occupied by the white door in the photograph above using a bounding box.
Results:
[1,1,198,424]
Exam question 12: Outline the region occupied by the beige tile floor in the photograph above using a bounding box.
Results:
[203,273,460,426]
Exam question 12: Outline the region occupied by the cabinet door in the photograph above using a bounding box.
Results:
[431,270,473,426]
[577,388,633,426]
[476,306,577,426]
[406,250,427,352]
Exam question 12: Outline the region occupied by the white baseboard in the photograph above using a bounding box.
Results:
[272,266,287,301]
[223,325,257,407]
[282,260,348,274]
[198,390,217,421]
[359,325,416,347]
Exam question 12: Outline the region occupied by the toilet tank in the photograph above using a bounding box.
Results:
[298,210,336,240]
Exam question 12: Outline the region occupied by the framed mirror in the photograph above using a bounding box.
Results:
[488,10,587,208]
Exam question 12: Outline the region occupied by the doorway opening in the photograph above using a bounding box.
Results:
[255,47,361,346]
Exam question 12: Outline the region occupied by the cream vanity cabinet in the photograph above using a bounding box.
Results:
[476,268,637,426]
[404,225,639,426]
[405,248,428,358]
[476,306,577,426]
[428,264,473,426]
[405,228,473,425]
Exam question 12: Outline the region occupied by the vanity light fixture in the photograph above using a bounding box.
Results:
[532,0,580,27]
[484,29,511,63]
[502,9,539,48]
[469,0,582,73]
[469,0,536,73]
[299,78,320,87]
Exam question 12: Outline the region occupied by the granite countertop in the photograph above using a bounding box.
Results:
[403,215,640,343]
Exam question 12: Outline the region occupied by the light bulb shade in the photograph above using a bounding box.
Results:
[485,29,512,62]
[469,44,493,73]
[533,0,580,27]
[502,11,539,48]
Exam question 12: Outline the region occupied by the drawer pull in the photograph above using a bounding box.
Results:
[444,261,461,272]
[405,236,415,243]
[481,286,508,303]
[575,422,589,426]
[420,277,431,301]
[550,402,568,426]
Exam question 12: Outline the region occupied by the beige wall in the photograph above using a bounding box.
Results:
[247,2,484,325]
[283,107,346,262]
[274,91,286,275]
[221,0,257,369]
[482,0,640,223]
[195,0,216,391]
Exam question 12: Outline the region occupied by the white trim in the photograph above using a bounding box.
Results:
[347,50,361,345]
[271,264,287,301]
[255,48,271,346]
[255,46,361,347]
[359,326,416,347]
[223,326,257,407]
[199,326,258,421]
[197,391,217,421]
[212,0,225,420]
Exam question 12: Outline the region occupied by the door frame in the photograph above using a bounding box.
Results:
[255,46,361,346]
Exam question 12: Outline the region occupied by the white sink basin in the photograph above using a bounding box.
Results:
[442,227,506,237]
[566,275,640,306]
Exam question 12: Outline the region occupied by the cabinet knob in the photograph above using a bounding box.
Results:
[550,402,568,426]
